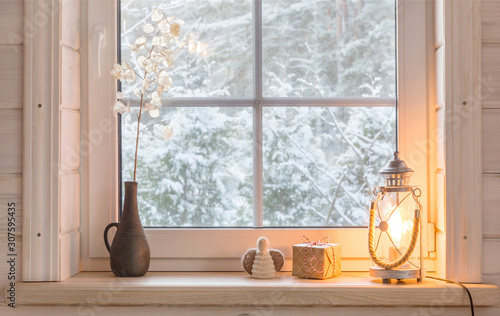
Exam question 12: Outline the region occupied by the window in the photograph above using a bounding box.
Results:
[84,0,429,272]
[120,0,396,228]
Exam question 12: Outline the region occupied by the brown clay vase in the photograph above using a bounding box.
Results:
[104,181,150,277]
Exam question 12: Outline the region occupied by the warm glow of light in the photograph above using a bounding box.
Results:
[387,208,412,248]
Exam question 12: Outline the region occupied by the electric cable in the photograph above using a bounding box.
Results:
[425,275,474,316]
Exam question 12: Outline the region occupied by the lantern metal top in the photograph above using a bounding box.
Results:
[379,151,414,187]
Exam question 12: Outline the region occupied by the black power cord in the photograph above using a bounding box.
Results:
[425,276,475,316]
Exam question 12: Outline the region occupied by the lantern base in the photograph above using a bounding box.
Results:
[369,266,426,283]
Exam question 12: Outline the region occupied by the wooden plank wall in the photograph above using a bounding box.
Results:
[482,0,500,288]
[0,0,495,313]
[0,0,23,303]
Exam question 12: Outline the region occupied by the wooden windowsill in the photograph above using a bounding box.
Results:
[7,272,500,307]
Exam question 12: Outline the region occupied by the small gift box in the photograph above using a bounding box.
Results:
[292,241,341,280]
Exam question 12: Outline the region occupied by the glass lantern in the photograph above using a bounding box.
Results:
[368,151,425,282]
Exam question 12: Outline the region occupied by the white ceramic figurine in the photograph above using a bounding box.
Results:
[250,237,276,279]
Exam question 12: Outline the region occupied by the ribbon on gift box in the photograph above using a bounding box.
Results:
[301,235,336,277]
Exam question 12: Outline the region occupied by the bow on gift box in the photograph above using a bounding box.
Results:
[301,235,336,277]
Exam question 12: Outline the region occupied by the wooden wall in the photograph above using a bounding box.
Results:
[0,0,23,301]
[482,0,500,288]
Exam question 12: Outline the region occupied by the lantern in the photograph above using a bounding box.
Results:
[368,151,425,282]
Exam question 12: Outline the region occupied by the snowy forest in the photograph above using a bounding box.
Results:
[119,0,396,227]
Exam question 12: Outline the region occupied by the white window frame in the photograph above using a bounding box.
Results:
[80,0,430,272]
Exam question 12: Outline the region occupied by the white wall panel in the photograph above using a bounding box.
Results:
[0,110,22,173]
[0,46,22,109]
[0,0,23,45]
[483,175,500,237]
[482,1,500,44]
[482,45,500,108]
[483,239,500,274]
[482,109,500,173]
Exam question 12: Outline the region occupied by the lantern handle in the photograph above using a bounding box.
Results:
[368,193,420,270]
[413,188,422,198]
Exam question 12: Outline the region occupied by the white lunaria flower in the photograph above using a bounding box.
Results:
[151,36,161,47]
[160,49,174,68]
[152,34,170,47]
[110,63,125,81]
[124,71,135,83]
[143,102,154,111]
[149,107,160,118]
[112,101,130,117]
[158,19,170,34]
[135,36,148,51]
[156,85,164,95]
[142,77,150,92]
[151,36,160,46]
[143,58,155,73]
[122,61,136,83]
[129,43,140,53]
[162,124,173,140]
[137,55,146,69]
[170,22,180,37]
[157,70,172,89]
[160,34,171,46]
[110,8,180,154]
[143,23,155,34]
[150,52,164,64]
[151,9,164,22]
[151,91,162,107]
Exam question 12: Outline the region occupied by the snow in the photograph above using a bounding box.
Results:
[120,0,396,227]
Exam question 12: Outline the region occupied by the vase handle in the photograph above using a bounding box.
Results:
[104,222,119,253]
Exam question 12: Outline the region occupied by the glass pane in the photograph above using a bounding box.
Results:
[262,0,396,97]
[263,107,396,226]
[120,0,253,98]
[122,107,254,227]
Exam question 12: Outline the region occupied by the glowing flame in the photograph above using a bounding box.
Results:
[387,208,412,248]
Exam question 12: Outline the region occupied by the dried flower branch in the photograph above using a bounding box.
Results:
[111,9,182,182]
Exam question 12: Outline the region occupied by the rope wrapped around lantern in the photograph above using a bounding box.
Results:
[367,151,426,282]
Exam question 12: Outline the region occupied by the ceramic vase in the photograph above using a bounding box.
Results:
[104,181,150,277]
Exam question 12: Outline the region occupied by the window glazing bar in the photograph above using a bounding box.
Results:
[253,0,264,227]
[155,97,397,108]
[259,97,397,107]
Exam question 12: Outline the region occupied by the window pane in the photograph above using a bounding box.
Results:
[262,0,396,97]
[263,107,396,226]
[121,0,253,98]
[122,107,254,227]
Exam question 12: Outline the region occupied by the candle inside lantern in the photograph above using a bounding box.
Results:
[389,246,401,262]
[388,246,412,268]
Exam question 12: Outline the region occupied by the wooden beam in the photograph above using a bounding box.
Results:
[444,0,483,283]
[23,0,61,282]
